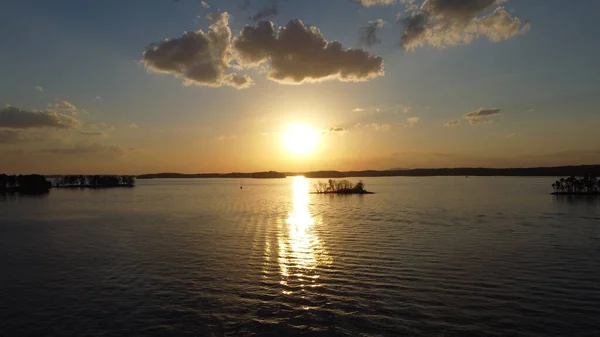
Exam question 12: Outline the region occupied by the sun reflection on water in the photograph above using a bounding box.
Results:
[277,176,330,296]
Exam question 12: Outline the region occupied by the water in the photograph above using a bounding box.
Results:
[1,177,599,336]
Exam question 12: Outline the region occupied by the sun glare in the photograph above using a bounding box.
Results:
[283,124,318,155]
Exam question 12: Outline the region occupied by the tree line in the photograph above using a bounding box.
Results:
[56,175,135,188]
[552,175,600,194]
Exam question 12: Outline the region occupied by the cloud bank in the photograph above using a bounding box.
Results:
[0,106,82,129]
[400,0,530,50]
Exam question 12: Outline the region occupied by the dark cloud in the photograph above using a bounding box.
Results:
[40,142,125,156]
[142,12,253,89]
[233,20,384,84]
[0,106,82,129]
[463,107,500,124]
[400,0,530,50]
[360,19,385,47]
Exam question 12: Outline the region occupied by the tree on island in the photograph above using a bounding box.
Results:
[552,175,600,195]
[314,179,372,194]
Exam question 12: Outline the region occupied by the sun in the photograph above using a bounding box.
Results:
[283,124,319,156]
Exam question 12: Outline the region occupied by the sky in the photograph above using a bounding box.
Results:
[1,0,600,174]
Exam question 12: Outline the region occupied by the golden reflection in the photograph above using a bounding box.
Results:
[277,176,331,296]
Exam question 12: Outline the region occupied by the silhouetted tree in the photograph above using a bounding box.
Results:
[552,175,600,195]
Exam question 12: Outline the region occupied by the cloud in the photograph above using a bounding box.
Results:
[35,86,44,93]
[506,132,517,139]
[356,0,396,7]
[251,0,279,21]
[352,107,365,112]
[323,127,349,135]
[39,142,125,156]
[52,100,81,116]
[463,107,500,125]
[94,96,102,100]
[400,0,530,50]
[443,120,459,127]
[79,131,104,136]
[360,19,385,47]
[407,116,420,127]
[366,123,391,131]
[233,20,384,84]
[85,122,115,132]
[0,106,82,129]
[142,12,253,89]
[201,1,210,8]
[128,124,139,129]
[400,0,418,12]
[0,129,44,144]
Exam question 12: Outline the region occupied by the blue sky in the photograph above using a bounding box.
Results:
[1,0,600,174]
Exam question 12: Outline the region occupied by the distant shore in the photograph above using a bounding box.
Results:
[136,165,600,179]
[54,185,134,189]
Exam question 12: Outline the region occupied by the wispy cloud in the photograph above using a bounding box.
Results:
[356,0,396,7]
[506,132,517,139]
[366,123,391,132]
[463,108,500,125]
[40,142,125,156]
[407,116,420,127]
[322,127,349,135]
[359,19,385,47]
[251,0,279,21]
[201,1,210,8]
[34,86,44,93]
[352,108,365,112]
[443,120,460,127]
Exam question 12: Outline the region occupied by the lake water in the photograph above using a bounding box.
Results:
[1,177,600,336]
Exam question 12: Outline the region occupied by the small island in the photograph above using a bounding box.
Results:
[55,175,136,188]
[551,175,600,195]
[0,174,52,194]
[312,179,374,195]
